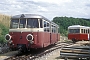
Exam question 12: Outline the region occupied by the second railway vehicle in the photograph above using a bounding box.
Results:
[68,25,90,43]
[5,14,60,51]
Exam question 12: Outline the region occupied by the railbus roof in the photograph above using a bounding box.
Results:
[68,25,90,29]
[11,14,59,27]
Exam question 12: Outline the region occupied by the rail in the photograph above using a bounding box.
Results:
[4,42,73,60]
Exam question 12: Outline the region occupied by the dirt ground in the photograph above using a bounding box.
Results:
[0,51,18,60]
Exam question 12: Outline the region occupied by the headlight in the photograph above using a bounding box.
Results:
[5,34,11,40]
[26,34,33,41]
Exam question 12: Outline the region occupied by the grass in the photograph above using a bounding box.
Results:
[0,14,10,43]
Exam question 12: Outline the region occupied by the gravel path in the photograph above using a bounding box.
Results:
[33,49,62,60]
[0,51,18,60]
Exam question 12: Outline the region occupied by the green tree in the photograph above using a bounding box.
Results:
[52,17,90,36]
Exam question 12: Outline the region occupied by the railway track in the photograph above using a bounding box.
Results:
[60,41,90,59]
[4,41,73,60]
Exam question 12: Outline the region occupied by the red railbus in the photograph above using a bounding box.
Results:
[68,25,90,43]
[5,14,60,51]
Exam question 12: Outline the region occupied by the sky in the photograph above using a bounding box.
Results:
[0,0,90,20]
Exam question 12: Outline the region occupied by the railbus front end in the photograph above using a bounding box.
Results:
[68,25,90,43]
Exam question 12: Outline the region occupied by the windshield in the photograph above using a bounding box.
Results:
[69,29,80,33]
[27,18,39,28]
[10,18,39,29]
[10,19,19,28]
[19,19,26,28]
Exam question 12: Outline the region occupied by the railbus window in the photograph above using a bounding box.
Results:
[53,26,56,33]
[69,29,73,33]
[75,29,80,33]
[40,19,43,28]
[56,26,58,33]
[55,26,57,33]
[44,21,50,32]
[19,19,26,28]
[88,29,89,33]
[81,29,83,33]
[52,25,54,33]
[44,21,47,32]
[10,19,19,29]
[44,21,47,27]
[47,22,50,32]
[69,29,80,33]
[52,25,56,33]
[84,29,85,33]
[27,18,39,28]
[86,29,88,33]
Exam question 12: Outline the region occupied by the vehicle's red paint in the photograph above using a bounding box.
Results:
[9,32,60,49]
[57,33,60,41]
[50,33,58,44]
[30,32,51,48]
[68,34,88,41]
[9,32,31,48]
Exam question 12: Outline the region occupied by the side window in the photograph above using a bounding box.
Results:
[54,26,57,33]
[40,19,43,28]
[53,26,56,33]
[88,29,89,33]
[47,23,50,32]
[55,26,57,33]
[44,21,47,32]
[44,21,50,32]
[56,26,58,33]
[52,25,53,33]
[52,25,55,33]
[44,21,47,27]
[81,29,83,33]
[86,29,88,33]
[84,29,85,33]
[52,25,57,33]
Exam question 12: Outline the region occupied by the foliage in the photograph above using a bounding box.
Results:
[0,14,10,43]
[52,17,90,36]
[0,24,9,43]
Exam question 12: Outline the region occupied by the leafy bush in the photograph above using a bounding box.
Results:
[0,24,9,43]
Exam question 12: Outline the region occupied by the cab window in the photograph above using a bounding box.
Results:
[19,19,26,28]
[10,19,19,28]
[69,29,80,33]
[27,18,39,28]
